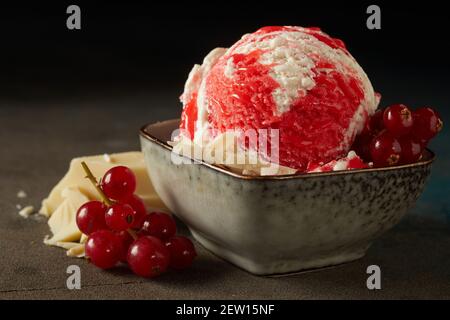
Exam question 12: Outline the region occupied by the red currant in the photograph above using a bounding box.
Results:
[351,132,373,162]
[101,166,137,201]
[76,201,108,235]
[418,138,429,148]
[124,194,147,229]
[85,230,121,269]
[370,130,402,167]
[399,137,423,164]
[360,116,372,136]
[369,109,385,134]
[141,212,177,240]
[383,104,413,137]
[105,204,136,231]
[165,236,197,270]
[116,230,134,262]
[411,107,443,140]
[127,236,170,278]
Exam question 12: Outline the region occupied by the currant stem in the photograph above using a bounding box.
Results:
[81,161,113,206]
[127,229,138,240]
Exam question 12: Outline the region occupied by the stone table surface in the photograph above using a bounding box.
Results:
[1,91,449,300]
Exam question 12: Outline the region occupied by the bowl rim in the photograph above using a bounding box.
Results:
[140,120,435,181]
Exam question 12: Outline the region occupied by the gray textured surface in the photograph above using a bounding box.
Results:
[1,91,449,299]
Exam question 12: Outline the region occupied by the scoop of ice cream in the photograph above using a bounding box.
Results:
[180,26,379,172]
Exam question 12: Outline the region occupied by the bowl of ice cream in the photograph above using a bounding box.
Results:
[140,120,434,275]
[140,26,437,275]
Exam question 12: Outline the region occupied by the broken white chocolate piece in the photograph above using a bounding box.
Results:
[56,241,81,250]
[80,233,88,244]
[44,187,88,245]
[18,205,34,218]
[17,190,27,199]
[67,244,85,258]
[39,151,168,217]
[103,153,112,163]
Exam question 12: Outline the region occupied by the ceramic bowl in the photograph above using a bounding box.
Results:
[140,119,434,276]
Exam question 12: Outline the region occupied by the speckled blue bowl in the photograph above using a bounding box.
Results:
[140,119,435,276]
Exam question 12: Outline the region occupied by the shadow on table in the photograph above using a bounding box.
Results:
[271,215,450,299]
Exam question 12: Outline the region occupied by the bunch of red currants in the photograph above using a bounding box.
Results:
[352,105,443,167]
[76,164,197,278]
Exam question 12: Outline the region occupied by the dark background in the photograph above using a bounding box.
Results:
[1,1,449,104]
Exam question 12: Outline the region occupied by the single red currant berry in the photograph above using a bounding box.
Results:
[115,230,134,262]
[85,230,121,269]
[101,166,137,201]
[165,236,197,270]
[351,132,373,162]
[141,212,177,240]
[418,138,429,148]
[370,130,402,167]
[383,104,413,137]
[369,109,385,134]
[76,201,108,235]
[399,137,423,164]
[124,194,147,229]
[412,107,443,140]
[105,204,136,231]
[127,236,170,278]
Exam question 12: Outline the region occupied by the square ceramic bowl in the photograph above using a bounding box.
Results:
[140,119,434,276]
